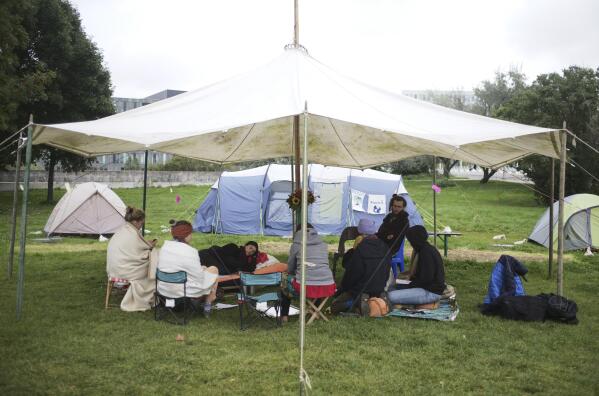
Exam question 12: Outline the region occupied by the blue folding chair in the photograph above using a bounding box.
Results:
[237,272,283,330]
[154,269,194,325]
[391,240,405,278]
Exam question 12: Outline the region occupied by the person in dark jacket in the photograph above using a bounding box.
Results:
[377,194,409,256]
[337,219,391,300]
[388,225,445,305]
[198,241,260,275]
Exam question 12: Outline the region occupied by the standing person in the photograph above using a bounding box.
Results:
[388,225,445,306]
[377,194,409,255]
[107,206,158,312]
[157,220,219,317]
[281,224,336,323]
[332,219,391,314]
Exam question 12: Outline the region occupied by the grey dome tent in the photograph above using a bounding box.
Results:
[44,182,127,236]
[529,193,599,251]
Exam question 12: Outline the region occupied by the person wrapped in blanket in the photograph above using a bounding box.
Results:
[331,218,391,314]
[281,224,336,323]
[387,225,446,306]
[157,220,219,317]
[106,206,158,312]
[198,241,268,276]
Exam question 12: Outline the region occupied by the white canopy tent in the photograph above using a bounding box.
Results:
[30,46,561,169]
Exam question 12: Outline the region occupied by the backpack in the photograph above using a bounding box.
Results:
[367,297,389,317]
[538,293,579,325]
[492,295,548,322]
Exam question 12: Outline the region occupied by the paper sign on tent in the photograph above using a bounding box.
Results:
[367,194,386,214]
[351,189,366,212]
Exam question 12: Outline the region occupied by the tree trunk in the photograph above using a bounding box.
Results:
[47,151,56,203]
[480,167,498,184]
[442,159,459,179]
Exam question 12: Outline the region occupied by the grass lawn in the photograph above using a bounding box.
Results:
[0,180,597,395]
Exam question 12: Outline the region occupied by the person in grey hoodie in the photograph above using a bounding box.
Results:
[281,224,336,322]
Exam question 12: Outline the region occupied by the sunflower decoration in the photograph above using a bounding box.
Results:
[287,189,316,211]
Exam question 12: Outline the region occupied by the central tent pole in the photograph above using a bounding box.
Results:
[142,150,149,236]
[548,158,555,278]
[7,132,23,279]
[299,104,309,395]
[292,0,301,225]
[16,115,33,320]
[557,128,566,296]
[433,156,437,247]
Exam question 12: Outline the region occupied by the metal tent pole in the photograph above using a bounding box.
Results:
[142,150,149,236]
[7,132,23,279]
[548,158,555,278]
[433,156,437,247]
[557,128,567,296]
[16,115,33,320]
[299,103,309,395]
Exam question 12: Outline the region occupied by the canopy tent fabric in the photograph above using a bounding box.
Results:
[31,47,561,169]
[528,194,599,251]
[193,164,423,236]
[44,182,126,235]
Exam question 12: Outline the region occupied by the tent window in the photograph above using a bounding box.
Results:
[311,183,343,224]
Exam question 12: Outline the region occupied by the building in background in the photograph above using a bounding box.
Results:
[402,89,477,107]
[94,89,185,170]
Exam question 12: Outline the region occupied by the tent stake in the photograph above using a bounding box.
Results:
[433,156,437,247]
[142,149,149,236]
[16,115,33,320]
[548,158,554,278]
[7,132,23,279]
[557,126,566,296]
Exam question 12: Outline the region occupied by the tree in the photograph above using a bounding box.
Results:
[0,0,114,202]
[496,66,599,202]
[472,68,528,183]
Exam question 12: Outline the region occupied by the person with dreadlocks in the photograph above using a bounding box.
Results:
[377,194,409,255]
[157,220,219,317]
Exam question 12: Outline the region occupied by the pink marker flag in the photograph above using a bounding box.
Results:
[176,195,181,203]
[432,184,441,193]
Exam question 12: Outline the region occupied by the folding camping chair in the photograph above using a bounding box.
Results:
[104,276,130,309]
[331,226,360,279]
[237,272,283,330]
[154,269,195,325]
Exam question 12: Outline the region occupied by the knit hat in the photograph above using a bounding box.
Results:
[357,218,377,235]
[170,220,193,240]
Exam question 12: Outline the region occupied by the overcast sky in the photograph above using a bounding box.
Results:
[70,0,599,98]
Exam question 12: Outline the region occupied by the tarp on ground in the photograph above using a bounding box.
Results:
[31,47,561,169]
[193,164,424,236]
[528,194,599,250]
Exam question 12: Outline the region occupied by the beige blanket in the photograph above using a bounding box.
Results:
[107,222,158,311]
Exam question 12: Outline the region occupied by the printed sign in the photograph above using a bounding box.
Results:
[367,194,386,215]
[351,189,366,212]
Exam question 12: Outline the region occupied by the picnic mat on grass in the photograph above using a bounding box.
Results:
[387,299,459,321]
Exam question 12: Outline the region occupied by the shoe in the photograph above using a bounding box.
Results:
[380,291,392,312]
[203,309,211,319]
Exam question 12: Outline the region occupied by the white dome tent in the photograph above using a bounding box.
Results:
[44,182,126,236]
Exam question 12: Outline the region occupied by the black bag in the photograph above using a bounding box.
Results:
[538,293,579,325]
[481,295,548,321]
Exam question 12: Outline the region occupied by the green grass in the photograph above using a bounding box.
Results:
[0,181,598,395]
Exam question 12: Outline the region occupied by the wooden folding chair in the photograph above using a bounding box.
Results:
[104,276,130,309]
[306,297,332,325]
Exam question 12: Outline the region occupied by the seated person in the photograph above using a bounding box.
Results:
[157,220,219,317]
[388,225,445,306]
[377,194,409,256]
[281,224,336,322]
[332,219,391,313]
[198,241,267,275]
[106,206,158,312]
